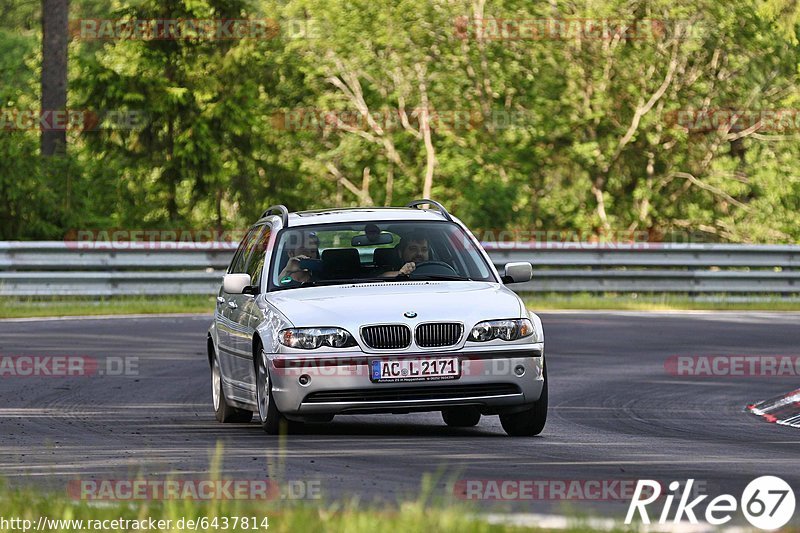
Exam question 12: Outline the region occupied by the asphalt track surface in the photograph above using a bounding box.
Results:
[1,312,798,521]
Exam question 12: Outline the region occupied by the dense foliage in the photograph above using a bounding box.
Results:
[1,0,799,241]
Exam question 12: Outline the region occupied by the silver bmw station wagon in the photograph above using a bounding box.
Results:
[208,200,547,436]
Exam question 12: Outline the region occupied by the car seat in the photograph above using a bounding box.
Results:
[321,248,361,279]
[372,247,402,270]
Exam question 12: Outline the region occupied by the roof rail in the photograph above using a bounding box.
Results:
[261,205,289,227]
[405,199,453,221]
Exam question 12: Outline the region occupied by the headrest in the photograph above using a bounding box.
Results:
[321,248,361,279]
[373,247,401,268]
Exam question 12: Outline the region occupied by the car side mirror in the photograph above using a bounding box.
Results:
[501,262,532,284]
[223,273,252,294]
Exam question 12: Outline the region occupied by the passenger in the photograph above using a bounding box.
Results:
[277,232,320,284]
[381,232,429,277]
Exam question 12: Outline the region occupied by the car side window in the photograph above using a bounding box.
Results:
[246,225,272,287]
[228,226,261,274]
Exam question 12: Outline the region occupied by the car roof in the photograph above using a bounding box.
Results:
[281,207,451,227]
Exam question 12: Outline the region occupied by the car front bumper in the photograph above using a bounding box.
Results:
[269,344,545,416]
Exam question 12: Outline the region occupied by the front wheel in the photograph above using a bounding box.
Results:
[255,346,294,434]
[500,366,547,437]
[212,350,253,423]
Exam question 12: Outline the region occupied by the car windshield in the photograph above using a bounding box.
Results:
[268,221,495,290]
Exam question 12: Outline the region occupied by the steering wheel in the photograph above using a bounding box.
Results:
[410,261,459,277]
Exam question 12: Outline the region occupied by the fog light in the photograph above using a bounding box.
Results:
[514,365,525,377]
[298,374,311,386]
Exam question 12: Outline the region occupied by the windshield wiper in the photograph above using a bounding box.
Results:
[299,277,398,287]
[287,275,470,288]
[407,274,471,281]
[299,279,351,287]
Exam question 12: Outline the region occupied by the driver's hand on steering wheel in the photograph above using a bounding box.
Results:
[398,262,416,276]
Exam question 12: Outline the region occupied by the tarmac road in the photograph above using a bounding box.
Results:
[0,312,798,520]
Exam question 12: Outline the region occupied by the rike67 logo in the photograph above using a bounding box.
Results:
[625,476,796,530]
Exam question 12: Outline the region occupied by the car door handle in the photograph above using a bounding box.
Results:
[227,300,238,309]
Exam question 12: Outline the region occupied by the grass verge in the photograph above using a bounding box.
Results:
[3,292,800,319]
[0,295,214,319]
[0,480,610,533]
[522,293,800,311]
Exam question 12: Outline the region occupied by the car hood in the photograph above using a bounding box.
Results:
[267,281,525,328]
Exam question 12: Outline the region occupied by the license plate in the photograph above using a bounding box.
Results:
[370,357,460,382]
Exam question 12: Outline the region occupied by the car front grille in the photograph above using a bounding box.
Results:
[416,322,463,347]
[361,324,412,349]
[303,383,521,404]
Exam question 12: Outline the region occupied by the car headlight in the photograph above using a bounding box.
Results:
[467,319,535,342]
[279,328,357,349]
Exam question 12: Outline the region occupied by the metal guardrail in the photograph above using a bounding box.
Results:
[0,241,798,296]
[485,243,800,294]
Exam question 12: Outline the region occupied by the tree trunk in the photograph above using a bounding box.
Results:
[41,0,69,156]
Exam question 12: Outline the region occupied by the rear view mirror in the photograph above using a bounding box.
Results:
[501,262,532,284]
[223,273,252,294]
[351,233,394,246]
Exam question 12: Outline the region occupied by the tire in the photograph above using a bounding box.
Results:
[442,407,481,427]
[500,365,548,437]
[212,349,253,423]
[255,344,297,434]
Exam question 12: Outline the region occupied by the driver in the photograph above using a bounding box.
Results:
[381,232,429,277]
[277,232,320,284]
